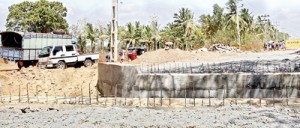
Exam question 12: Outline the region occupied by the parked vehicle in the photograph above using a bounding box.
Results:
[127,47,146,61]
[0,31,75,68]
[38,44,99,69]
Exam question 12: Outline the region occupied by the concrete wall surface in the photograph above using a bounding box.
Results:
[97,63,300,98]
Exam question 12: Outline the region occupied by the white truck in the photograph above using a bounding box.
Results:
[38,44,99,69]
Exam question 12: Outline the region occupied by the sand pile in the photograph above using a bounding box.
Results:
[130,49,199,64]
[0,65,98,97]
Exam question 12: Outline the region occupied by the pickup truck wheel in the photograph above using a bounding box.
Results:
[57,61,66,69]
[84,59,93,67]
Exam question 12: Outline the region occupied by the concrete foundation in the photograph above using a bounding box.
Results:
[97,63,300,98]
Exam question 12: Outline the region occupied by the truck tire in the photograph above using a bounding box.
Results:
[84,59,93,67]
[57,61,66,69]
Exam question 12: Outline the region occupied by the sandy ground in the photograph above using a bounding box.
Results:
[0,104,299,128]
[0,63,98,97]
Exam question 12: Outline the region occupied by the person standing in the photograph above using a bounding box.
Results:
[120,48,125,63]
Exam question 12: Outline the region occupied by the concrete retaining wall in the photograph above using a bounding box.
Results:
[97,63,300,98]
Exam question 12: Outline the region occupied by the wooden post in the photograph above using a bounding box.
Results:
[53,85,57,104]
[0,87,2,103]
[46,92,48,104]
[223,85,225,106]
[158,64,160,73]
[139,85,141,106]
[105,95,107,106]
[27,83,29,103]
[185,63,188,73]
[185,83,187,107]
[160,83,162,107]
[64,92,67,104]
[147,82,149,107]
[169,90,171,106]
[235,89,238,105]
[190,62,192,73]
[9,83,11,103]
[154,75,156,107]
[19,84,21,103]
[89,82,92,105]
[259,88,261,107]
[273,88,275,107]
[208,89,211,106]
[96,87,99,105]
[81,82,84,104]
[115,84,118,106]
[193,83,195,107]
[36,85,39,103]
[286,85,288,106]
[124,85,127,106]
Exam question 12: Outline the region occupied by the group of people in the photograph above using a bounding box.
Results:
[264,40,286,51]
[105,49,125,63]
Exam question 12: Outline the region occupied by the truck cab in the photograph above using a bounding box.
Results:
[38,44,98,69]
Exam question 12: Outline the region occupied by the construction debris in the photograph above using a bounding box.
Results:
[209,44,239,52]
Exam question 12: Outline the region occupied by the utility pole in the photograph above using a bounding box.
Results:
[235,0,242,50]
[261,14,269,43]
[111,0,118,62]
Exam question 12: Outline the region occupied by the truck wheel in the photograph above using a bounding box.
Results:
[84,59,93,67]
[57,61,66,69]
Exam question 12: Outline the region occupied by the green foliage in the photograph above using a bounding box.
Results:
[77,34,86,52]
[67,0,290,52]
[85,23,96,53]
[6,0,68,33]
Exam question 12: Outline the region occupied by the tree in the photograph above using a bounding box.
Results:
[199,4,225,45]
[85,23,96,53]
[123,22,136,48]
[77,34,86,53]
[95,22,110,50]
[6,0,68,33]
[173,8,194,50]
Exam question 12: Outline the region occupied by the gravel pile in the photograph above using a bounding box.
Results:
[0,104,299,127]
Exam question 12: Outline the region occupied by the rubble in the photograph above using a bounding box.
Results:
[209,44,239,52]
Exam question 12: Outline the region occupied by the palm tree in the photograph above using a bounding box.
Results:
[225,0,246,46]
[200,15,214,43]
[95,23,110,50]
[123,22,135,48]
[85,23,96,53]
[150,17,161,50]
[199,4,226,45]
[173,8,194,50]
[77,34,86,52]
[240,8,255,44]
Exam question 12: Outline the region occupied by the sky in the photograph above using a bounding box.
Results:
[1,0,300,38]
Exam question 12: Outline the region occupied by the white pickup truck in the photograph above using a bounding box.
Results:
[38,44,99,69]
